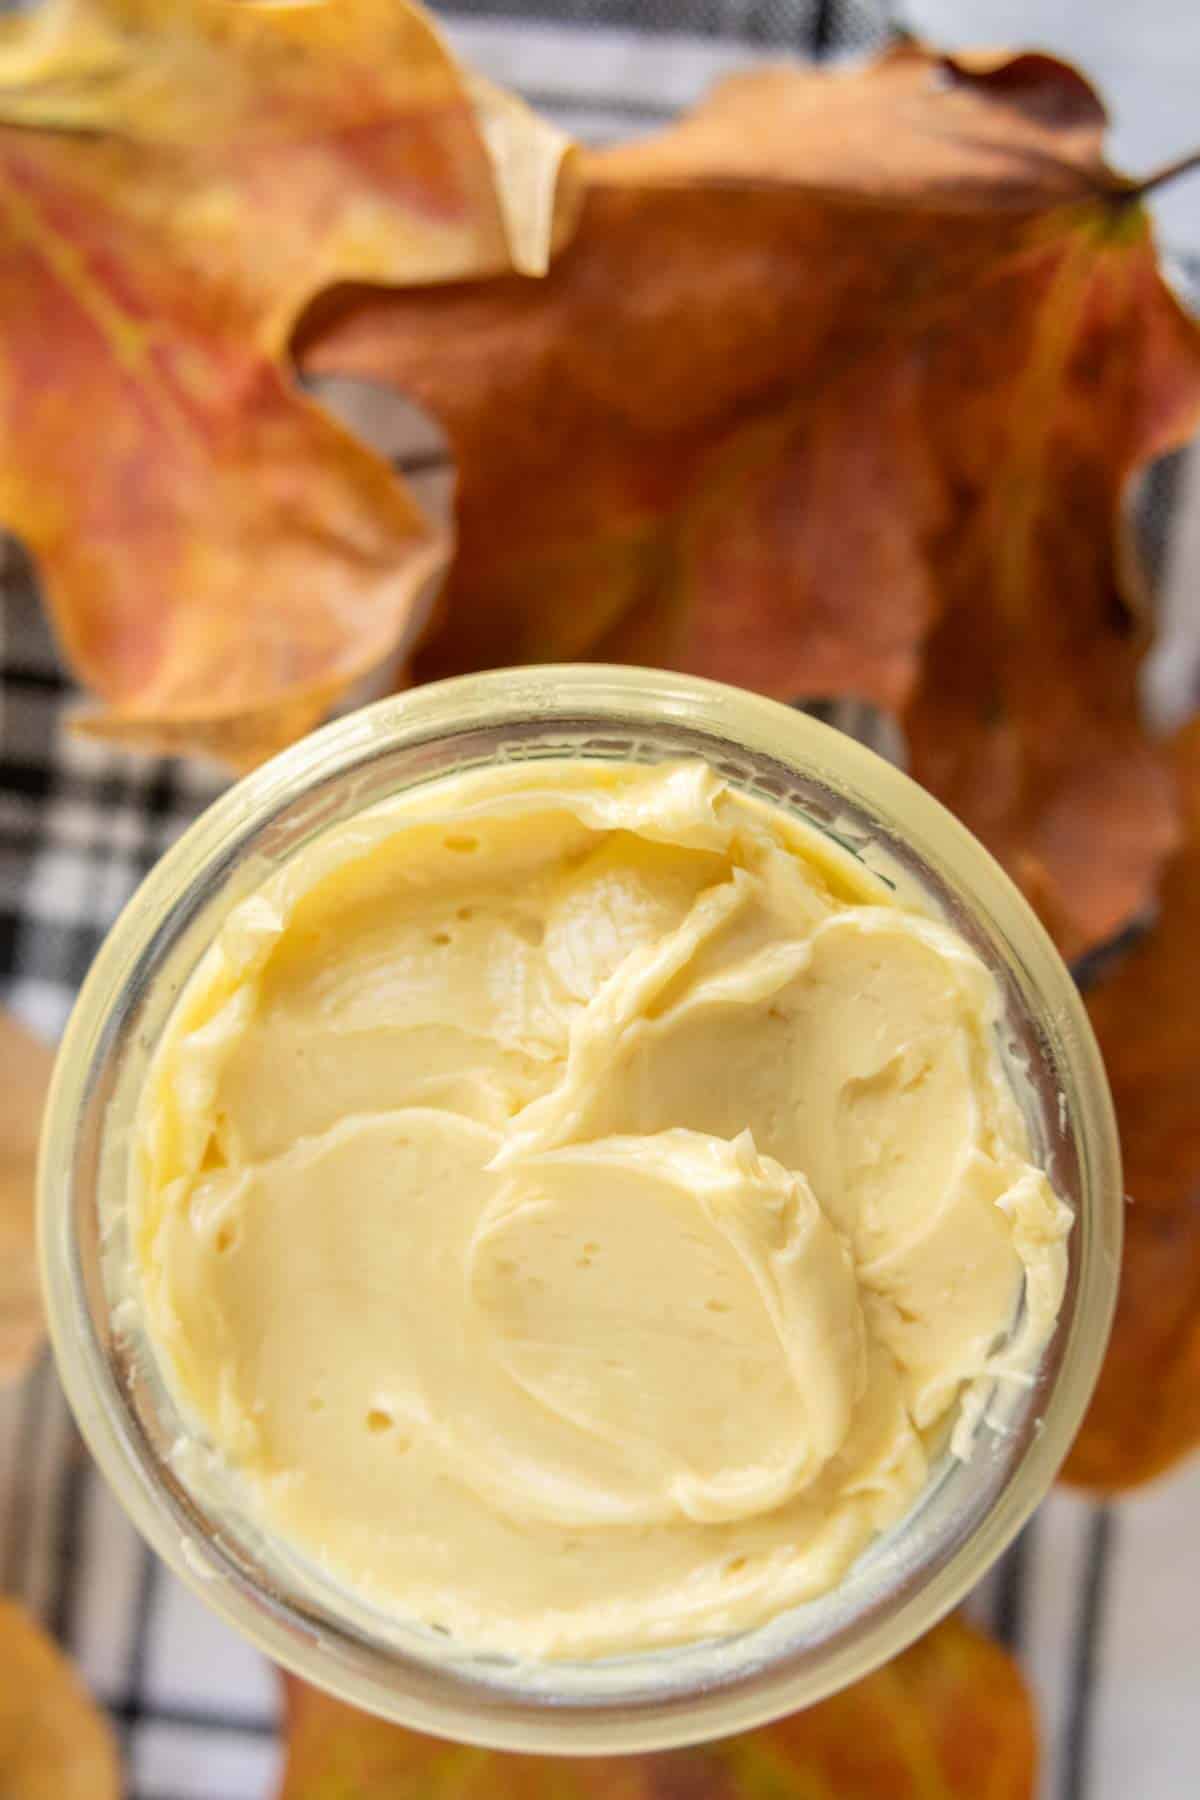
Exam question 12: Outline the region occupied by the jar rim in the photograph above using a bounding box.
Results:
[38,665,1122,1752]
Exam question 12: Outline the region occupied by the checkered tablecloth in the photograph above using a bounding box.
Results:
[3,5,1200,1797]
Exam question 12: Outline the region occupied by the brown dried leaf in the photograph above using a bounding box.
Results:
[277,1614,1034,1799]
[0,1008,53,1383]
[0,0,575,765]
[302,45,1200,956]
[1065,721,1200,1490]
[0,1599,121,1797]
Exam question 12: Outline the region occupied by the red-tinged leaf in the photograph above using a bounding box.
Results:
[0,0,576,764]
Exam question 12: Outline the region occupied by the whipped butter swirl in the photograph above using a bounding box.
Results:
[131,759,1070,1657]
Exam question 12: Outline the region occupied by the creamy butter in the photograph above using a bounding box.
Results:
[131,759,1071,1658]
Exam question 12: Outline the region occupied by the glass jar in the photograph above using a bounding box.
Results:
[38,666,1121,1752]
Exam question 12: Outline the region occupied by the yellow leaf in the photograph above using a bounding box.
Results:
[0,1599,121,1797]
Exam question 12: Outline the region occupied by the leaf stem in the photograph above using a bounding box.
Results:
[1126,148,1200,201]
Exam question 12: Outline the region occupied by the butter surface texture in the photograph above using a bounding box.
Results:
[133,760,1070,1657]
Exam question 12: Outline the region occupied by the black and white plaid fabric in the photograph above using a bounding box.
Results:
[2,5,1199,1797]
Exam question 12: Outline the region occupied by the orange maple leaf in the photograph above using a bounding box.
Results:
[1065,719,1200,1489]
[0,0,575,764]
[277,1614,1034,1799]
[302,47,1200,958]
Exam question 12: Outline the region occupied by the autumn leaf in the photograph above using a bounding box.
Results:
[0,1599,121,1797]
[0,1008,54,1384]
[0,0,576,765]
[1064,720,1200,1490]
[301,45,1200,958]
[277,1614,1034,1799]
